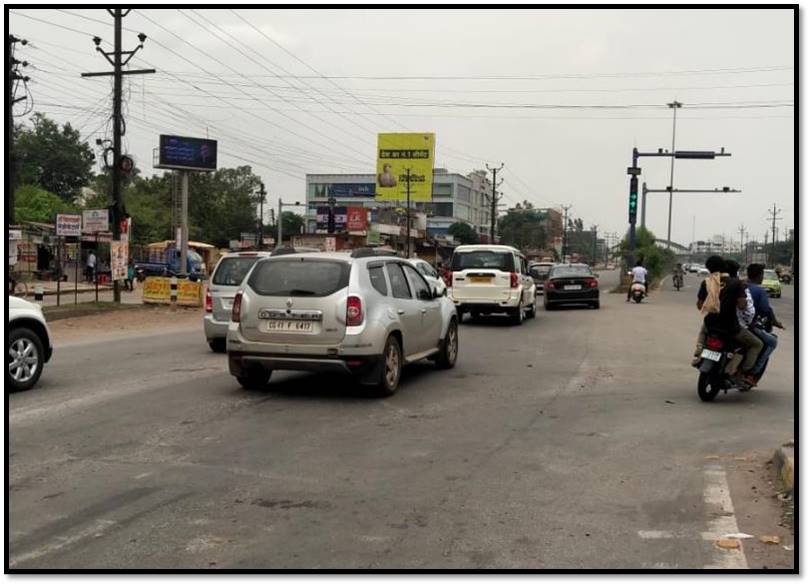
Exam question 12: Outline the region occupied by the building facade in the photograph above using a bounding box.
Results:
[305,170,493,240]
[689,235,741,256]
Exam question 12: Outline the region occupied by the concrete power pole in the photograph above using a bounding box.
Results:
[560,205,572,260]
[256,182,267,249]
[485,163,504,243]
[738,224,745,262]
[82,10,154,302]
[767,204,782,267]
[8,34,29,226]
[665,100,682,249]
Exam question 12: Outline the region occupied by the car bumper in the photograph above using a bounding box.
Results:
[204,314,229,341]
[545,289,599,304]
[450,293,522,313]
[228,350,383,378]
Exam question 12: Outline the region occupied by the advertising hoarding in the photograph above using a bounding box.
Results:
[56,214,82,237]
[111,241,129,281]
[375,133,435,202]
[346,207,368,232]
[316,206,347,232]
[158,135,218,172]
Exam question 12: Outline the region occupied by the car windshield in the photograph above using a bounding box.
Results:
[451,251,515,272]
[764,270,778,280]
[248,259,351,297]
[550,265,592,278]
[212,257,261,286]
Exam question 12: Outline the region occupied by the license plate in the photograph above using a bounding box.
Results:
[564,284,581,290]
[469,276,492,284]
[700,349,722,362]
[266,320,314,332]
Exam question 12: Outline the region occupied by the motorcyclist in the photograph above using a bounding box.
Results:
[672,263,685,289]
[745,263,785,385]
[626,260,648,302]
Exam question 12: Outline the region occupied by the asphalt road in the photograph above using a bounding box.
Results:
[9,271,795,570]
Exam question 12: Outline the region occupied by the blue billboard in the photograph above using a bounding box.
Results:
[158,135,218,172]
[312,183,376,198]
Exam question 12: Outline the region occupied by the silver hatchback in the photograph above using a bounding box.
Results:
[226,249,459,396]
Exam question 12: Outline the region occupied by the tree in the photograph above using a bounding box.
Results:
[619,226,675,282]
[14,114,95,203]
[280,211,305,243]
[14,184,76,223]
[448,222,480,245]
[497,209,547,250]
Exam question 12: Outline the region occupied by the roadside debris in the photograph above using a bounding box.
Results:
[759,535,780,545]
[715,539,741,550]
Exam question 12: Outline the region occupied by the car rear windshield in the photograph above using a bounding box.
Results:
[247,259,351,297]
[451,251,515,272]
[550,265,592,278]
[212,257,261,286]
[764,270,778,280]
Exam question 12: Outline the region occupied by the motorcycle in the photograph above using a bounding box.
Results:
[695,329,771,402]
[672,273,684,291]
[630,282,646,303]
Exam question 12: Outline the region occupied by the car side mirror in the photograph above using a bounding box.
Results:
[433,286,445,298]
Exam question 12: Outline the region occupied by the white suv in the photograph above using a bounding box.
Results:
[449,244,536,324]
[226,249,459,396]
[8,296,53,392]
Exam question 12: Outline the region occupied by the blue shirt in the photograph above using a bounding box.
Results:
[747,283,774,326]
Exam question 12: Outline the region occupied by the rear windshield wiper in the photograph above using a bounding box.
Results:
[285,289,318,296]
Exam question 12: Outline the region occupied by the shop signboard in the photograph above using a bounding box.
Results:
[316,206,347,232]
[346,206,368,232]
[375,133,435,202]
[56,214,82,237]
[83,209,109,233]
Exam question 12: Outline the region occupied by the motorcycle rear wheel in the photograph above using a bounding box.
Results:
[697,370,721,402]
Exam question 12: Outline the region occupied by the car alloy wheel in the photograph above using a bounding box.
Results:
[383,337,401,392]
[8,332,41,389]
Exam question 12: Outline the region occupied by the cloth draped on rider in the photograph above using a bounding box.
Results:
[701,272,724,315]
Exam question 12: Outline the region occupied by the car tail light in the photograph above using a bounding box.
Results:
[231,291,243,323]
[510,272,519,288]
[347,295,363,326]
[205,288,213,313]
[706,336,723,351]
[546,280,555,290]
[586,278,599,288]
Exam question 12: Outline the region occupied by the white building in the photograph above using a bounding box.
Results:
[689,235,741,256]
[304,169,494,241]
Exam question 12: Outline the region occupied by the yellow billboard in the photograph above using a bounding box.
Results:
[142,277,203,306]
[375,133,435,202]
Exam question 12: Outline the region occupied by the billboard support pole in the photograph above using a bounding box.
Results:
[278,198,283,248]
[56,236,61,307]
[405,168,411,258]
[179,170,189,278]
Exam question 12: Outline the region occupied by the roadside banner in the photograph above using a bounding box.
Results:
[375,133,435,202]
[142,276,203,306]
[111,241,129,281]
[56,214,82,236]
[82,209,109,233]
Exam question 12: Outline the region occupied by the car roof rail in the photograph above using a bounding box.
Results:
[350,247,398,258]
[270,246,299,256]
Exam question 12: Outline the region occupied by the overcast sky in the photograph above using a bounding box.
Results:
[10,7,795,246]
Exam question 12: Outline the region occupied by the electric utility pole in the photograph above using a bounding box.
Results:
[81,10,154,302]
[591,225,598,266]
[256,182,267,249]
[767,204,782,267]
[665,100,682,249]
[738,224,745,262]
[560,204,572,260]
[8,34,29,225]
[485,163,504,243]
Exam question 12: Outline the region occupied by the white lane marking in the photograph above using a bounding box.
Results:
[638,530,675,539]
[9,519,115,567]
[703,465,748,569]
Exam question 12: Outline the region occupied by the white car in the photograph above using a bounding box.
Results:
[8,296,53,392]
[697,267,709,277]
[448,244,537,324]
[407,258,447,297]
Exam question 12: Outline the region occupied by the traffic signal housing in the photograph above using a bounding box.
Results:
[628,176,639,224]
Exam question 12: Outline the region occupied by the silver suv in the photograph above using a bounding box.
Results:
[226,249,459,396]
[204,250,273,352]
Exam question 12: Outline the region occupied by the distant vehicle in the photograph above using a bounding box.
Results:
[528,262,554,295]
[8,296,53,392]
[136,244,206,280]
[697,267,709,277]
[448,244,536,325]
[407,258,446,296]
[204,250,274,352]
[762,269,782,298]
[544,263,600,310]
[226,249,459,396]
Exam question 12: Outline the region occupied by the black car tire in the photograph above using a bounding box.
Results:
[527,298,537,318]
[237,368,272,390]
[544,300,553,311]
[8,327,45,392]
[592,301,600,309]
[208,338,226,353]
[697,370,721,402]
[511,302,524,325]
[435,319,458,369]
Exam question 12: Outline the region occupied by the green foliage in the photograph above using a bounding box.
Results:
[14,184,76,223]
[279,211,305,242]
[497,204,548,250]
[14,113,95,203]
[620,226,675,282]
[448,221,480,245]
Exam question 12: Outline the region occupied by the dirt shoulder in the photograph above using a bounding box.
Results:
[47,304,204,344]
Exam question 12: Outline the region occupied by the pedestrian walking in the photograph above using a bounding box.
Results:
[126,258,135,292]
[85,250,97,283]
